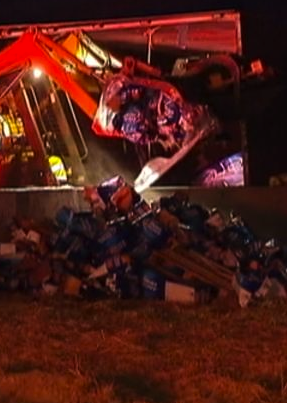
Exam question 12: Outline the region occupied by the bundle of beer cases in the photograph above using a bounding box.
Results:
[1,175,287,308]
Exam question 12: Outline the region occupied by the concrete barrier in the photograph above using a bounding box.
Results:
[0,186,286,242]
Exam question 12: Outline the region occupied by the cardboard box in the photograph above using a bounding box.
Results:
[0,243,16,257]
[165,281,198,303]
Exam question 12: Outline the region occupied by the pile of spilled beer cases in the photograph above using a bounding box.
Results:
[0,175,287,308]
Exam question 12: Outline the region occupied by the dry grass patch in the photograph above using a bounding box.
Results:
[0,294,286,403]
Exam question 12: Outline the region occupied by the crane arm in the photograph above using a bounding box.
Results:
[31,38,98,119]
[0,31,98,120]
[37,31,97,78]
[0,33,31,76]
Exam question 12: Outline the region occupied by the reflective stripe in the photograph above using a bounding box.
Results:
[49,156,67,182]
[0,116,11,137]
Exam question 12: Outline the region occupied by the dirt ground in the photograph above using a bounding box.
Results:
[0,293,286,403]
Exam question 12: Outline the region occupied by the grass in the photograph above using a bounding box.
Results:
[0,294,286,403]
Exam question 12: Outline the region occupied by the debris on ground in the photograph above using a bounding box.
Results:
[1,175,287,308]
[1,295,287,403]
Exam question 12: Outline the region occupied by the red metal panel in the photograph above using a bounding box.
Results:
[0,32,98,120]
[0,11,241,55]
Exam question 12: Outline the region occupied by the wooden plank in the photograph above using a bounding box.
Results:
[148,246,234,291]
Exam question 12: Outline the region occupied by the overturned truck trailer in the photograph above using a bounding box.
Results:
[0,10,245,190]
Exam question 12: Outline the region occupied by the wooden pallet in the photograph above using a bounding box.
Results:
[148,245,234,291]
